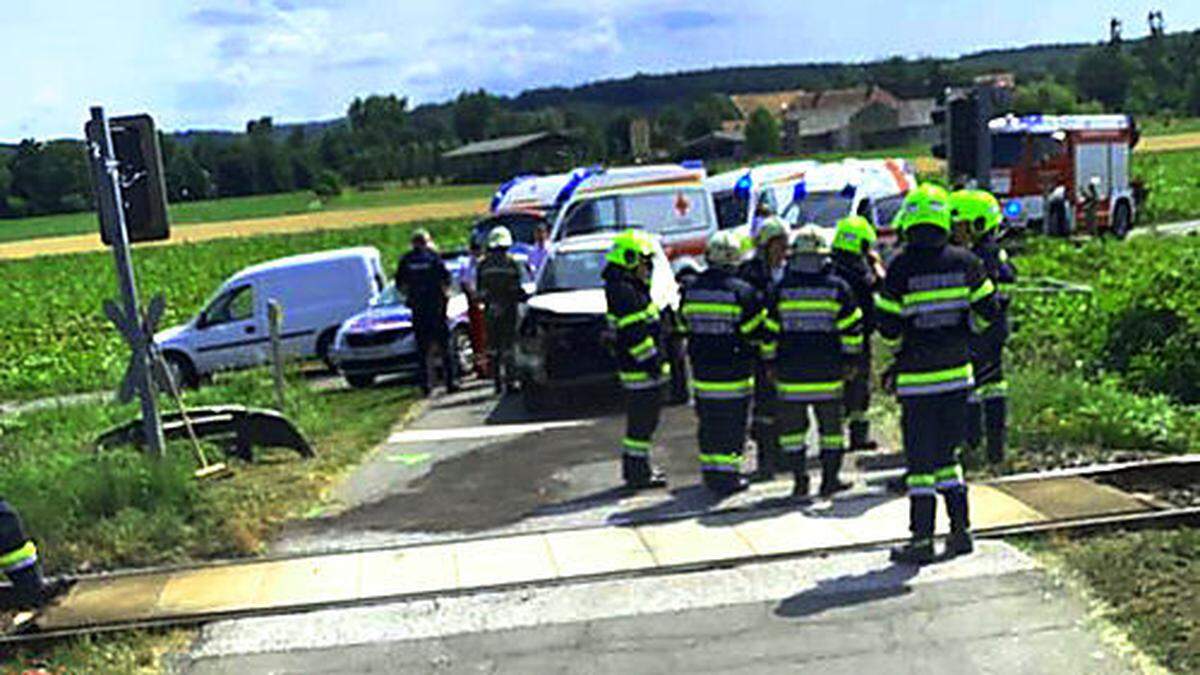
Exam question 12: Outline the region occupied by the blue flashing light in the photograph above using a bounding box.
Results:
[840,183,857,199]
[1004,200,1022,217]
[554,166,600,207]
[680,159,705,170]
[491,174,533,212]
[793,180,808,203]
[733,172,753,200]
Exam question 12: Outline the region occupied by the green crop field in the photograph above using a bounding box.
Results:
[0,182,492,245]
[1139,116,1200,137]
[1132,149,1200,225]
[0,215,473,401]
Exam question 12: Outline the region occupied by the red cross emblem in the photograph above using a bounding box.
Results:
[673,191,691,217]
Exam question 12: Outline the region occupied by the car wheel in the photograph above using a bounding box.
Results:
[1110,202,1132,239]
[316,329,338,371]
[346,373,375,389]
[159,352,198,391]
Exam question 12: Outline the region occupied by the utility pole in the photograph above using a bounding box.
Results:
[86,106,166,457]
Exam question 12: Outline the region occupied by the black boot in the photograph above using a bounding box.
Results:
[849,420,877,452]
[943,486,973,557]
[5,564,72,609]
[890,495,936,565]
[965,399,983,450]
[623,455,667,490]
[984,398,1007,464]
[705,471,749,496]
[750,433,779,483]
[790,470,811,502]
[818,450,851,497]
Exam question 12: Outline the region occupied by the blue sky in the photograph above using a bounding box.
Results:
[2,0,1199,141]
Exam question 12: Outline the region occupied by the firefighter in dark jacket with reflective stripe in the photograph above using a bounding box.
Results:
[604,229,669,489]
[765,225,863,500]
[831,215,882,452]
[681,230,763,494]
[737,217,789,481]
[951,189,1016,464]
[477,226,528,395]
[877,184,1001,564]
[0,500,70,608]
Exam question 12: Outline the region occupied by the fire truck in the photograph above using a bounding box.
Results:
[986,114,1139,238]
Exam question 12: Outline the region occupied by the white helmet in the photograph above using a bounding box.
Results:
[487,226,514,250]
[705,230,743,268]
[790,224,833,257]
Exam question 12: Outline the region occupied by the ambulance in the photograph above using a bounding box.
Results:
[705,160,821,238]
[549,163,717,281]
[780,158,916,250]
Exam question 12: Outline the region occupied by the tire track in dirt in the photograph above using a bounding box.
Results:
[0,199,485,261]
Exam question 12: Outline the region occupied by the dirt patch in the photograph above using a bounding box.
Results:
[0,199,485,261]
[1137,131,1200,154]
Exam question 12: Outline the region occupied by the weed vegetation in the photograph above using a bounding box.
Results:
[0,216,471,401]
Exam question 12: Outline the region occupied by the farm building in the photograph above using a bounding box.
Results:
[678,130,746,161]
[729,86,937,152]
[442,131,585,182]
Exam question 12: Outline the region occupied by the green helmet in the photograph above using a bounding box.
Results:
[706,230,744,268]
[832,215,877,254]
[412,227,432,243]
[950,189,1002,237]
[754,216,789,248]
[896,183,952,233]
[606,229,655,269]
[487,225,513,250]
[791,224,833,257]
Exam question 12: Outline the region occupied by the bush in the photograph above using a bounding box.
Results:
[312,169,343,199]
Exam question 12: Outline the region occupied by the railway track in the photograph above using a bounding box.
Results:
[2,455,1196,645]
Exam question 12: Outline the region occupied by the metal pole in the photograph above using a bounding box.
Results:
[268,300,286,411]
[91,106,165,457]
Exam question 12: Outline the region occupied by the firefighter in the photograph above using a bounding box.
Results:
[604,229,668,490]
[767,224,862,500]
[395,228,459,396]
[738,216,788,482]
[681,230,763,495]
[876,184,1001,564]
[477,226,528,395]
[0,501,70,608]
[951,189,1016,464]
[831,215,881,452]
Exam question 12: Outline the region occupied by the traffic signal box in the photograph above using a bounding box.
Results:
[84,114,171,245]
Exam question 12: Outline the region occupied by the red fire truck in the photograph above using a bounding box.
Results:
[987,114,1139,237]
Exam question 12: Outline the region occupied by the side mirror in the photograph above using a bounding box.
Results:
[195,313,209,330]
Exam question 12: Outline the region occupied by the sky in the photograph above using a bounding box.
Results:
[2,0,1199,142]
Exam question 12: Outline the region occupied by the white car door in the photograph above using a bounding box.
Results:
[191,283,268,372]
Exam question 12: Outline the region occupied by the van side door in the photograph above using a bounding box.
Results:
[191,283,268,372]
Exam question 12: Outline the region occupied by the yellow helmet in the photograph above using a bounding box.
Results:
[754,216,789,248]
[832,215,877,254]
[950,189,1003,237]
[791,224,833,256]
[606,229,655,269]
[895,183,952,233]
[706,230,744,268]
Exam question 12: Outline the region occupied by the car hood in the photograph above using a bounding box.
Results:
[342,304,414,334]
[154,323,190,345]
[526,288,607,316]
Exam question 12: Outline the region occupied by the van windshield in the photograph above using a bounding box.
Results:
[538,250,607,293]
[371,284,406,308]
[712,190,749,230]
[784,192,853,228]
[623,188,713,234]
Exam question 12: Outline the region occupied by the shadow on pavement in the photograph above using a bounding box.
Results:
[485,384,624,424]
[774,562,919,619]
[607,484,729,525]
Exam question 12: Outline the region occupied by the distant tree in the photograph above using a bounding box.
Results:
[312,169,343,200]
[1187,73,1200,116]
[161,138,213,201]
[684,94,732,140]
[1075,47,1135,111]
[214,142,256,197]
[0,160,11,214]
[7,140,90,215]
[653,106,687,154]
[745,107,780,156]
[453,90,498,142]
[1012,78,1080,115]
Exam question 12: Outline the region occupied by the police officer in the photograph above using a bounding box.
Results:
[738,217,788,481]
[395,228,459,396]
[477,226,528,395]
[681,230,763,495]
[767,225,862,500]
[951,190,1016,464]
[831,215,881,452]
[0,501,70,608]
[604,230,668,490]
[876,184,1001,564]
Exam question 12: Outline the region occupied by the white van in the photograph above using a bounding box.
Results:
[780,158,916,249]
[155,247,385,386]
[705,160,821,238]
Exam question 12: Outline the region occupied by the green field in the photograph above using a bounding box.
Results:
[1139,116,1200,137]
[0,215,473,401]
[0,182,492,244]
